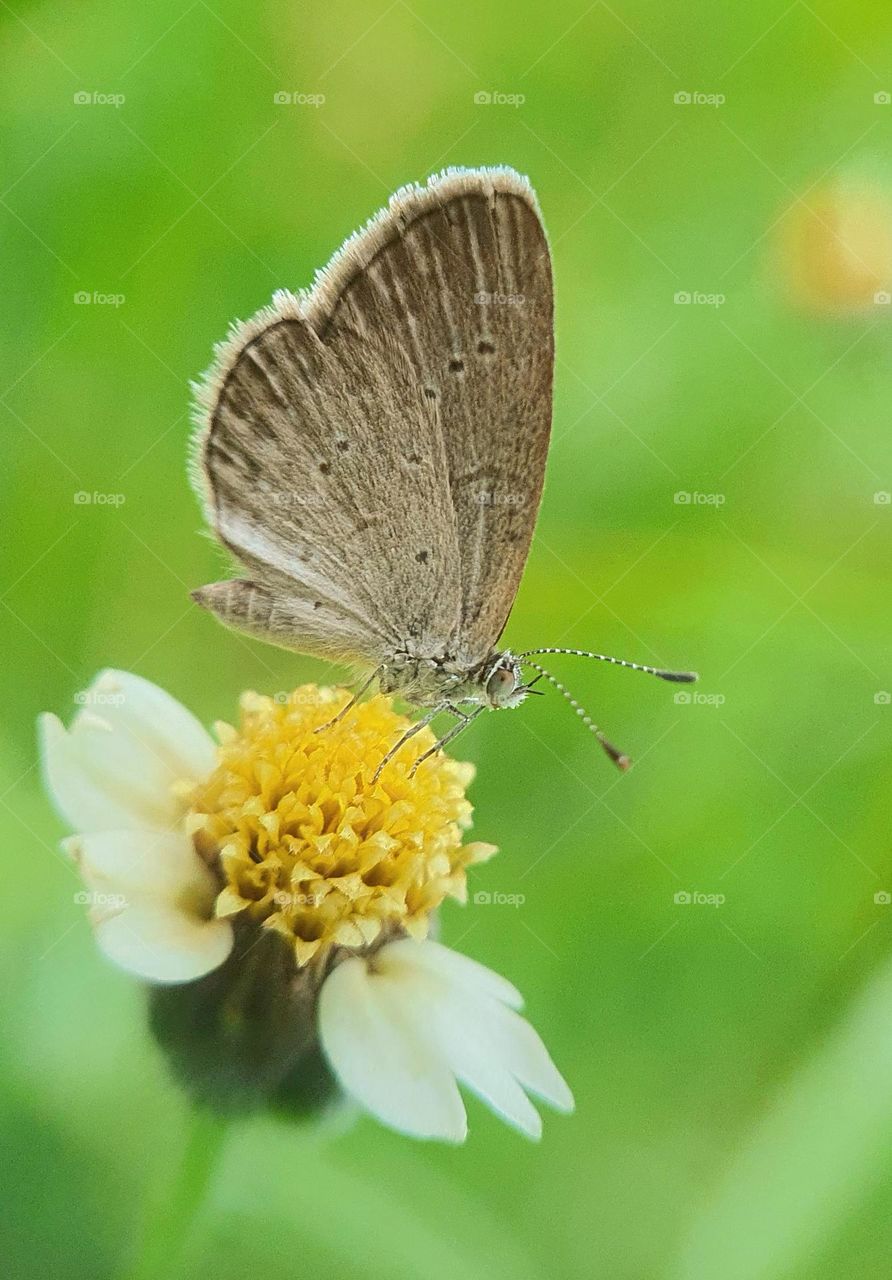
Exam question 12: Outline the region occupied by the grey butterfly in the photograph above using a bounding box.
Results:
[191,166,695,776]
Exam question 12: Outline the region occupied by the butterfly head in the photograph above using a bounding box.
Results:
[482,653,534,709]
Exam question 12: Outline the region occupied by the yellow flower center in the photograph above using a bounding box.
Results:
[187,685,496,967]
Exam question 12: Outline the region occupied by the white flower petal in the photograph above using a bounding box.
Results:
[38,671,215,832]
[478,997,575,1114]
[40,712,151,832]
[399,969,543,1139]
[63,829,218,905]
[383,941,572,1115]
[93,900,233,984]
[77,670,216,779]
[381,937,524,1009]
[320,940,572,1143]
[318,956,467,1142]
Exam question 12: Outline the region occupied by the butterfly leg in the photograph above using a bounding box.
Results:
[408,705,485,777]
[371,703,448,783]
[315,665,385,735]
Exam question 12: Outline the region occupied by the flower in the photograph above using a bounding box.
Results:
[190,685,494,966]
[775,174,892,315]
[39,670,573,1140]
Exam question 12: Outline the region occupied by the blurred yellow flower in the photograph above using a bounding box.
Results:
[777,176,892,315]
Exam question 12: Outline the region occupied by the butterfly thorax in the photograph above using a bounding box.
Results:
[379,650,529,710]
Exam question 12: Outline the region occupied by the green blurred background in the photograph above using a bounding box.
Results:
[2,1,892,1277]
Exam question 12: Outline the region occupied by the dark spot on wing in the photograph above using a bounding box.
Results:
[477,340,496,355]
[415,550,429,564]
[448,358,464,373]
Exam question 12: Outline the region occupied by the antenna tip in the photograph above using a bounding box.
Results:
[600,738,632,772]
[657,669,698,684]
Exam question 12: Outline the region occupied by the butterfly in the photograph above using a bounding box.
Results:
[191,167,695,776]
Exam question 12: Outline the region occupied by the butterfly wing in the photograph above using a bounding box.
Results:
[192,167,553,669]
[192,298,464,665]
[318,167,554,667]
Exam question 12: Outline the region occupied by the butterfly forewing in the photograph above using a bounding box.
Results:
[193,167,554,673]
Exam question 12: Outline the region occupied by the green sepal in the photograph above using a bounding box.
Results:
[148,923,339,1116]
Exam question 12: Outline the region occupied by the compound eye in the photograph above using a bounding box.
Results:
[486,666,517,702]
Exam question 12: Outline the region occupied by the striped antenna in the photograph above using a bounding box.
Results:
[523,660,632,772]
[519,647,697,684]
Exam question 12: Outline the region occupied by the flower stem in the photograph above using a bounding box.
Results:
[122,1108,228,1280]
